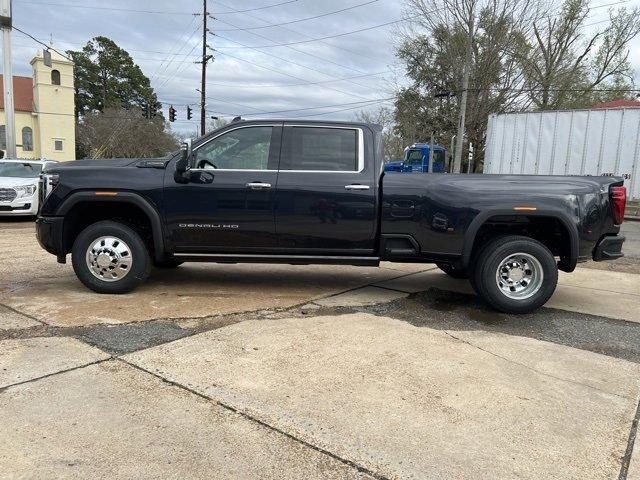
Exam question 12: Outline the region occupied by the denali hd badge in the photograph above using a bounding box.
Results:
[179,223,239,229]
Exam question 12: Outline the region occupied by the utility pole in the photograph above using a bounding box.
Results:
[428,130,434,173]
[0,0,15,159]
[197,0,214,136]
[453,11,474,174]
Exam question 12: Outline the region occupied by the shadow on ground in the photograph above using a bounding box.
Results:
[362,288,640,364]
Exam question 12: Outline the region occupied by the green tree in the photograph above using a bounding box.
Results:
[518,0,640,109]
[67,36,161,118]
[395,1,530,171]
[76,108,178,159]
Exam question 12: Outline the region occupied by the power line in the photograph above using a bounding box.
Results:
[286,100,392,118]
[13,27,73,61]
[211,49,375,101]
[212,0,384,64]
[19,1,201,15]
[19,0,304,15]
[211,14,372,76]
[215,0,302,14]
[214,2,379,73]
[213,33,376,92]
[154,24,202,88]
[214,0,379,31]
[231,97,394,116]
[150,16,200,83]
[172,71,393,89]
[212,14,421,49]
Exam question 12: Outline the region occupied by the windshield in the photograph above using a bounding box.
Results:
[406,149,423,165]
[0,162,42,178]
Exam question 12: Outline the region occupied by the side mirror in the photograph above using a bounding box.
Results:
[174,138,193,183]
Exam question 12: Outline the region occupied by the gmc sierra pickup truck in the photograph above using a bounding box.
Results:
[36,120,627,313]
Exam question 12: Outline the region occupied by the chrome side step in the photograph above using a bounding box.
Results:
[172,252,380,266]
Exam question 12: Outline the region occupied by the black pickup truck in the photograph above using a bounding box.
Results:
[36,120,627,313]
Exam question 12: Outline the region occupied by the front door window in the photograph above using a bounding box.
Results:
[194,126,273,170]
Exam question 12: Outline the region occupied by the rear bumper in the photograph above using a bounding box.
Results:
[36,216,66,260]
[593,235,625,261]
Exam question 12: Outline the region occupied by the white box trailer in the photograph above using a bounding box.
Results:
[484,108,640,199]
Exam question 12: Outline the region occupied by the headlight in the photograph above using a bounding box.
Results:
[14,184,37,198]
[41,173,59,202]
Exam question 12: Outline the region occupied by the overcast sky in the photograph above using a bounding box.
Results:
[8,0,640,135]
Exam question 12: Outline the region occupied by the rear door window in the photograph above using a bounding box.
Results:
[281,127,359,171]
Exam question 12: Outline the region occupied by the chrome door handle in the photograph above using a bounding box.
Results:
[344,184,370,191]
[246,182,272,190]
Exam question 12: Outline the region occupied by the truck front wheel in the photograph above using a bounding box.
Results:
[471,235,558,314]
[71,220,151,294]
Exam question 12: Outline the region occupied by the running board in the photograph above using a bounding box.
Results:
[172,252,380,266]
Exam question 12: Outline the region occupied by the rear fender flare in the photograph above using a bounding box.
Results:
[461,208,579,272]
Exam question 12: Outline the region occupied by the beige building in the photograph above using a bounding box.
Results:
[0,49,75,161]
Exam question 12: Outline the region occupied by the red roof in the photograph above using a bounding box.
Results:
[0,75,33,112]
[591,99,640,109]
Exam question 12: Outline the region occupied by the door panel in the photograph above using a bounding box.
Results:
[164,124,282,252]
[275,125,377,254]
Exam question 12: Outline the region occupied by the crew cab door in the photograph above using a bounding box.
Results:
[164,124,282,252]
[275,124,377,254]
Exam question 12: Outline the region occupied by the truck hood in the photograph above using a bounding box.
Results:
[46,157,170,172]
[54,158,142,169]
[0,176,39,187]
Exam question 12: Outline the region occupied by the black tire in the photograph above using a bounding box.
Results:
[153,259,184,269]
[471,235,558,314]
[436,263,469,279]
[72,220,151,294]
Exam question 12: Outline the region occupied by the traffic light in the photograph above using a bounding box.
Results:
[187,106,192,120]
[169,105,176,122]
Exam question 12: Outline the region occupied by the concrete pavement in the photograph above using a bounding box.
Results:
[125,312,640,479]
[1,220,640,479]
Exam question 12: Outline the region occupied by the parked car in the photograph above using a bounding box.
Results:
[0,159,57,216]
[35,120,626,313]
[384,143,447,173]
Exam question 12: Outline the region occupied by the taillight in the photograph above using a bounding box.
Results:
[610,186,626,225]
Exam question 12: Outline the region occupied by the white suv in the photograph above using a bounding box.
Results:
[0,159,57,216]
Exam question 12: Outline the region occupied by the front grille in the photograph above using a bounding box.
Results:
[0,188,17,203]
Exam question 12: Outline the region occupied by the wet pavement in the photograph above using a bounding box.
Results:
[1,219,640,479]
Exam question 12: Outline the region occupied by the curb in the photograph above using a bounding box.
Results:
[624,215,640,222]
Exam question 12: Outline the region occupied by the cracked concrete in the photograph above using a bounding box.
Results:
[0,336,109,388]
[0,304,41,330]
[0,360,371,480]
[124,312,640,479]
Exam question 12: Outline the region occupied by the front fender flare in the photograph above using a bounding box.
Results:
[57,191,165,261]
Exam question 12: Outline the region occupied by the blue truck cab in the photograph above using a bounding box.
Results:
[384,143,447,173]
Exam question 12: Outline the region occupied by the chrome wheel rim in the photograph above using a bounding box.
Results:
[86,236,133,282]
[495,252,544,300]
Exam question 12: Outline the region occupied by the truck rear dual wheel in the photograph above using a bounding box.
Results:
[72,221,151,294]
[471,235,558,314]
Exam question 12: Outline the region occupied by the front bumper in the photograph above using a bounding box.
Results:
[36,216,66,261]
[0,194,38,216]
[593,235,625,261]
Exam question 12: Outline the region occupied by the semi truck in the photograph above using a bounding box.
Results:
[484,108,640,199]
[384,143,447,173]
